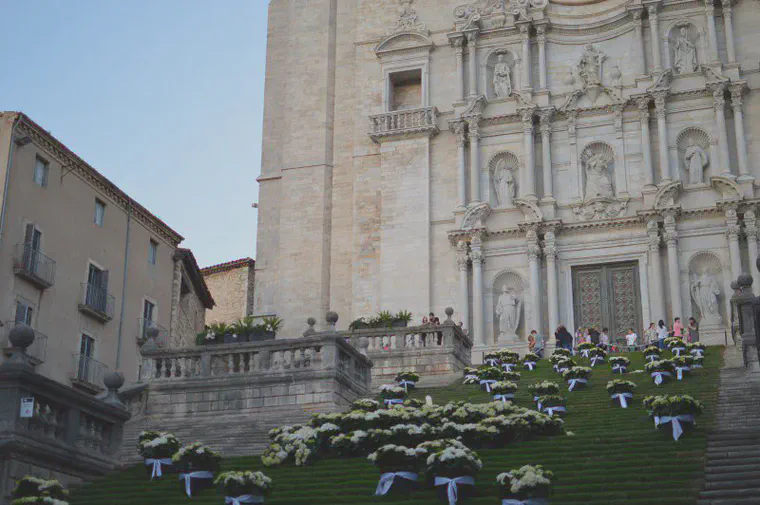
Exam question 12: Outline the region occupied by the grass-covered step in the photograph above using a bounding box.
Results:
[70,347,722,505]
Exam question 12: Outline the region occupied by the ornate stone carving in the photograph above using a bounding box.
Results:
[581,143,614,200]
[654,181,682,209]
[653,92,668,120]
[729,84,745,110]
[461,201,491,230]
[648,70,673,93]
[449,120,467,146]
[509,0,548,21]
[492,53,512,98]
[691,271,723,325]
[726,224,741,241]
[647,220,661,252]
[636,97,651,121]
[513,198,544,222]
[489,151,519,207]
[495,284,521,340]
[684,140,709,185]
[572,199,628,221]
[671,26,698,74]
[388,0,428,35]
[539,109,553,136]
[456,240,470,270]
[578,44,606,87]
[710,176,743,201]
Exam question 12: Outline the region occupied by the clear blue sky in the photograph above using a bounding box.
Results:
[0,1,268,267]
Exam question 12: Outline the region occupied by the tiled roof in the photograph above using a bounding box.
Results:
[201,257,255,275]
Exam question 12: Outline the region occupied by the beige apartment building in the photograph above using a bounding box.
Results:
[0,112,214,391]
[201,257,255,324]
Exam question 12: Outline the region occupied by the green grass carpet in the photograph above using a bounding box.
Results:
[71,348,723,505]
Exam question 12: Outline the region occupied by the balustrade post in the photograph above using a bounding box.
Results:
[65,408,80,447]
[200,351,212,377]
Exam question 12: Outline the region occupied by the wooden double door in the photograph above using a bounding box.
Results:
[571,262,642,341]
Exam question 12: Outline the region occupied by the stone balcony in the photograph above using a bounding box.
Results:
[368,106,439,143]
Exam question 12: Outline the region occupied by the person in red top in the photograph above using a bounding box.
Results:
[673,317,684,339]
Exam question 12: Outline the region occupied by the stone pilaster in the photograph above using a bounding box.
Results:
[526,229,542,334]
[449,35,465,102]
[539,109,554,199]
[664,212,683,320]
[466,117,481,202]
[522,109,536,199]
[730,84,750,180]
[470,235,485,347]
[725,206,742,281]
[456,240,471,331]
[647,4,663,72]
[711,84,732,178]
[653,92,671,182]
[450,120,468,208]
[705,0,719,63]
[465,30,479,97]
[721,0,736,62]
[544,230,559,336]
[631,9,647,75]
[518,23,531,90]
[536,24,548,90]
[744,210,760,294]
[647,219,666,320]
[637,97,655,187]
[168,254,183,348]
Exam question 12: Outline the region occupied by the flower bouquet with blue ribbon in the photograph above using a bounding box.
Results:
[395,371,420,391]
[426,443,482,505]
[368,444,426,496]
[138,431,181,480]
[476,365,506,392]
[645,359,676,386]
[536,395,566,417]
[562,366,592,391]
[380,384,408,408]
[523,352,540,371]
[606,380,636,408]
[491,381,519,403]
[671,355,695,381]
[644,345,661,363]
[644,394,703,441]
[528,381,560,411]
[688,342,706,359]
[588,347,607,367]
[215,471,272,505]
[173,442,221,497]
[577,342,595,358]
[609,356,630,374]
[497,465,553,505]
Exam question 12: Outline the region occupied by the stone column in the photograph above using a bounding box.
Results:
[451,121,468,208]
[539,110,554,199]
[544,230,559,334]
[726,206,742,281]
[730,84,750,179]
[637,97,655,186]
[450,36,465,102]
[522,109,536,199]
[647,5,663,72]
[536,25,548,90]
[712,84,732,177]
[721,0,736,63]
[527,229,542,333]
[456,240,471,330]
[744,210,760,294]
[519,24,531,90]
[705,1,719,63]
[632,10,647,74]
[654,92,671,182]
[647,220,666,321]
[470,235,486,347]
[467,118,481,202]
[466,30,478,97]
[664,212,683,320]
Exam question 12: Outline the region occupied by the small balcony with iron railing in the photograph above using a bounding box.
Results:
[13,243,56,289]
[78,283,115,323]
[137,318,169,348]
[368,106,439,143]
[70,353,109,394]
[2,321,48,365]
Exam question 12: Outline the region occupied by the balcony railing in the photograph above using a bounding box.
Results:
[2,321,48,364]
[70,353,109,393]
[78,283,115,322]
[369,106,439,143]
[13,243,56,289]
[137,318,169,348]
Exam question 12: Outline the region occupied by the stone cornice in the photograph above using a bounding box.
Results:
[15,114,183,246]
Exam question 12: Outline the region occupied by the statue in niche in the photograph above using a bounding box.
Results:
[691,270,723,325]
[673,27,698,74]
[493,54,512,98]
[578,44,605,87]
[684,139,708,184]
[493,159,516,207]
[583,152,614,200]
[495,285,521,340]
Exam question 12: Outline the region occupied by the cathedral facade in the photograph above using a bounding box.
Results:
[254,0,760,352]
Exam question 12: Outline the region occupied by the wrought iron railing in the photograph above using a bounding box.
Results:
[71,353,108,390]
[137,318,169,347]
[13,243,56,288]
[3,321,48,363]
[79,283,115,321]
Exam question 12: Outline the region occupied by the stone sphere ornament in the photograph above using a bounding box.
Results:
[8,324,35,350]
[103,371,125,391]
[738,273,753,288]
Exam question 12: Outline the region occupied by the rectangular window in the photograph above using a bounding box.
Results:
[389,69,422,111]
[22,224,42,275]
[142,299,156,339]
[94,199,105,227]
[86,264,109,312]
[148,240,158,265]
[15,300,33,326]
[33,157,49,187]
[77,334,95,381]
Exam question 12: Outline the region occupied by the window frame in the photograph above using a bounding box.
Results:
[148,239,158,265]
[94,199,106,227]
[33,156,49,188]
[15,299,34,326]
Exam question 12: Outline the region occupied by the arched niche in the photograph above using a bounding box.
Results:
[487,151,520,208]
[676,127,711,185]
[481,49,519,100]
[665,21,703,75]
[687,251,726,327]
[492,270,525,344]
[579,142,616,201]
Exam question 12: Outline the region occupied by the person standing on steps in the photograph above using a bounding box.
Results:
[688,317,699,343]
[644,322,657,346]
[673,317,684,340]
[656,320,669,349]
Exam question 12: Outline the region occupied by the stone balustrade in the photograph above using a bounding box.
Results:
[369,106,439,143]
[345,313,472,386]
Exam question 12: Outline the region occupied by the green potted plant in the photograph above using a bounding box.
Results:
[262,316,283,339]
[392,310,413,328]
[11,476,69,505]
[375,310,394,328]
[232,316,257,342]
[349,317,369,331]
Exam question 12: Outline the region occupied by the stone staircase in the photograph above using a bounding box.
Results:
[698,346,760,505]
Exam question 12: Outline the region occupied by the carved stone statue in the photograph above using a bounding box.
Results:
[578,44,605,87]
[493,159,515,206]
[493,54,512,98]
[495,285,521,340]
[673,27,697,74]
[684,139,708,184]
[691,271,722,325]
[583,152,614,200]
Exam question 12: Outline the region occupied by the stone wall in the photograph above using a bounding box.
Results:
[202,259,254,325]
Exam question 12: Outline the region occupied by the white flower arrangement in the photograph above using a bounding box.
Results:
[426,445,482,477]
[497,465,553,500]
[368,444,427,472]
[379,384,408,401]
[11,476,69,505]
[137,432,181,459]
[171,442,221,471]
[214,471,272,497]
[350,398,380,412]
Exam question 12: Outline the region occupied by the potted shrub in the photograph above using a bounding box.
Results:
[476,366,504,392]
[368,444,426,496]
[392,310,413,328]
[537,395,566,417]
[260,316,282,340]
[645,359,676,385]
[523,352,540,371]
[172,442,221,497]
[551,348,571,358]
[462,367,479,385]
[588,347,606,367]
[644,345,661,363]
[550,356,574,374]
[205,322,235,344]
[688,342,706,358]
[562,366,592,391]
[577,342,595,358]
[483,351,501,367]
[11,476,69,505]
[427,444,482,504]
[232,317,257,342]
[609,356,630,374]
[137,431,181,479]
[606,380,637,408]
[671,355,695,380]
[665,337,687,356]
[490,381,518,403]
[395,371,420,391]
[528,381,560,410]
[497,465,553,504]
[215,471,272,504]
[645,394,703,440]
[349,317,369,331]
[379,384,407,408]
